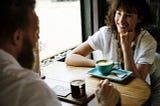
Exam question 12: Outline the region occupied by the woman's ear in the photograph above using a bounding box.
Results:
[137,16,143,24]
[12,29,23,45]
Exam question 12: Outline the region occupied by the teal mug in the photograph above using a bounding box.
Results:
[96,60,120,75]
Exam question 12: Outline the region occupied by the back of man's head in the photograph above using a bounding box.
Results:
[0,0,36,45]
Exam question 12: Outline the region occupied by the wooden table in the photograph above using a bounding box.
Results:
[42,61,151,106]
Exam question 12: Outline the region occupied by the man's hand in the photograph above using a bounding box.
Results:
[95,79,120,106]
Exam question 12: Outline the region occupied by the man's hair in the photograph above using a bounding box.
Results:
[0,0,36,44]
[106,0,151,32]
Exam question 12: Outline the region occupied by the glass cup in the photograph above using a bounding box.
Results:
[70,79,86,98]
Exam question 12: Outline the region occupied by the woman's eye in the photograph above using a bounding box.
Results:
[116,11,121,16]
[126,14,132,17]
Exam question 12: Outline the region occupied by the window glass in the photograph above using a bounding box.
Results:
[36,0,82,61]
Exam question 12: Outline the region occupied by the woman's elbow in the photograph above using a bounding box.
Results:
[64,53,73,65]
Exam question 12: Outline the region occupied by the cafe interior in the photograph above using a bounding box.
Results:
[33,0,160,105]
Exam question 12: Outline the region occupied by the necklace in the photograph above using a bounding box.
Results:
[116,35,124,69]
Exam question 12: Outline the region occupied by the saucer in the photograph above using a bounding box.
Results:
[87,68,132,82]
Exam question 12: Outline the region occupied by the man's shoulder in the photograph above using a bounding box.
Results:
[0,67,61,106]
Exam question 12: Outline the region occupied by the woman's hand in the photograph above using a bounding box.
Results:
[119,31,135,51]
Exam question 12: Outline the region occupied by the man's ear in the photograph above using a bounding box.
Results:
[12,29,23,45]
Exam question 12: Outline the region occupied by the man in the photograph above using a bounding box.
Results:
[0,0,120,106]
[0,0,61,106]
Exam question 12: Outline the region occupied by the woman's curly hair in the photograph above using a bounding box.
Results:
[106,0,151,32]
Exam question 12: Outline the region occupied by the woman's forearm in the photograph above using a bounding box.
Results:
[122,47,141,78]
[65,53,95,67]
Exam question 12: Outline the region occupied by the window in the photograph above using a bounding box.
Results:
[36,0,82,62]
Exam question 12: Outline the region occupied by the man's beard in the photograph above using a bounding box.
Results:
[17,38,35,69]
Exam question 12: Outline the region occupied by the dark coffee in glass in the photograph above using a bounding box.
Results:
[70,79,86,98]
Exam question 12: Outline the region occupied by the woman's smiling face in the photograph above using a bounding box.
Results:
[114,8,140,33]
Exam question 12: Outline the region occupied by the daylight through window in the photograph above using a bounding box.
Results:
[36,0,82,61]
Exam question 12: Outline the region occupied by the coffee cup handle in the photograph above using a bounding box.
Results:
[113,61,121,69]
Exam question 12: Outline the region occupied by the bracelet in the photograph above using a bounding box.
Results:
[116,98,121,106]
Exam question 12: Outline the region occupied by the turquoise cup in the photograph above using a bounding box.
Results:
[96,60,120,75]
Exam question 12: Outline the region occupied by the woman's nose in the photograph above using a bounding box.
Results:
[36,30,40,39]
[119,15,127,24]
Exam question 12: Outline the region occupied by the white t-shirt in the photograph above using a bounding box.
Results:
[88,26,157,83]
[0,49,61,106]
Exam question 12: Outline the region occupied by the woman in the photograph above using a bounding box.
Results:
[65,0,157,81]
